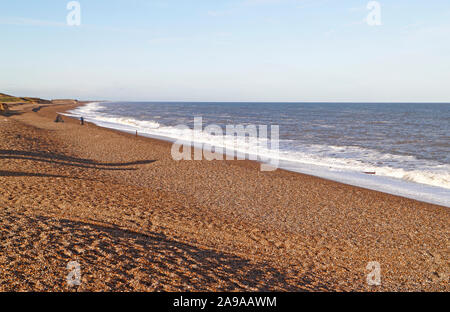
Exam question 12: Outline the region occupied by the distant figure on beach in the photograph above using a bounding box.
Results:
[80,116,84,125]
[54,114,64,123]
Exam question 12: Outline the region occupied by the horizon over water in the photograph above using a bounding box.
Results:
[66,101,450,207]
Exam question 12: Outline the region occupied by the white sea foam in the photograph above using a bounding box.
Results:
[65,102,450,207]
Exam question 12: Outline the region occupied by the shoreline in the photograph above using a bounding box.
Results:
[65,102,449,208]
[1,102,448,291]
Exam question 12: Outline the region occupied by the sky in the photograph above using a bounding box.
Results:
[1,0,450,102]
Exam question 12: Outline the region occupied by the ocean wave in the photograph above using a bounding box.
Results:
[66,102,450,191]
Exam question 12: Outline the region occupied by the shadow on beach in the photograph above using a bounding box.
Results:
[0,149,156,171]
[0,170,90,179]
[0,212,331,291]
[0,110,23,117]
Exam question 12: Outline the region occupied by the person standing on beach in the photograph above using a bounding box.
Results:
[80,117,84,125]
[54,114,64,123]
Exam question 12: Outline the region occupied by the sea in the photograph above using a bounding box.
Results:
[65,102,450,207]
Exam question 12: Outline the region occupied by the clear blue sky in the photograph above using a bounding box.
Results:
[1,0,450,102]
